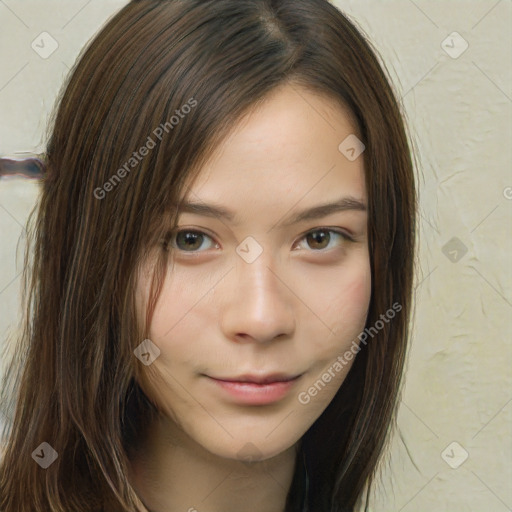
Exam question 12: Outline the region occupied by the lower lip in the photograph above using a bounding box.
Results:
[207,376,300,405]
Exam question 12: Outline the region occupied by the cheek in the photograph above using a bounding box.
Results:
[333,268,371,332]
[295,263,371,411]
[310,257,372,349]
[142,270,216,368]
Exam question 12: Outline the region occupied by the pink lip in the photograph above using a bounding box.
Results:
[206,374,302,405]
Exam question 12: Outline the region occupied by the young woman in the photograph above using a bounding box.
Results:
[0,0,416,510]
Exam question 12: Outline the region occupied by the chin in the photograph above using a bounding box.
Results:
[196,429,301,465]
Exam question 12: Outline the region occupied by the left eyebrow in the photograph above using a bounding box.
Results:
[280,196,367,226]
[176,196,367,226]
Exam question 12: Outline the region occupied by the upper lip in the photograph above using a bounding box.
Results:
[207,373,302,384]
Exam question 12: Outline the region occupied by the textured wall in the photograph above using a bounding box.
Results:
[0,1,511,510]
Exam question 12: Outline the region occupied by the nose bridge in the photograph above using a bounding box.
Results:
[221,245,295,342]
[238,250,282,307]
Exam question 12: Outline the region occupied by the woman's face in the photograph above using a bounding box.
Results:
[135,83,371,462]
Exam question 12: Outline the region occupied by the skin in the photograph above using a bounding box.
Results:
[128,83,371,512]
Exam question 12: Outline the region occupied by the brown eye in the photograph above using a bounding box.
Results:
[306,230,331,250]
[170,230,216,252]
[297,228,352,252]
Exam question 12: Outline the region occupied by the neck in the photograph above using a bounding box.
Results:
[127,413,297,512]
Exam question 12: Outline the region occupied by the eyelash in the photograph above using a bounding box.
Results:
[162,227,354,254]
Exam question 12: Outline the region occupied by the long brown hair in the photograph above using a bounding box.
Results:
[0,1,416,510]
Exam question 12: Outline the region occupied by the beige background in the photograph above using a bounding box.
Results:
[0,1,511,510]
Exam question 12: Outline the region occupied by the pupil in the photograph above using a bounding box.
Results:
[178,231,202,251]
[308,230,329,249]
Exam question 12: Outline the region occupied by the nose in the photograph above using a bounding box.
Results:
[220,251,295,344]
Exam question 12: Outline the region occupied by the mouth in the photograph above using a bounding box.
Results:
[209,373,302,384]
[204,373,303,405]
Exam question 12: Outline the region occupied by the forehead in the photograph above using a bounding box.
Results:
[181,84,366,225]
